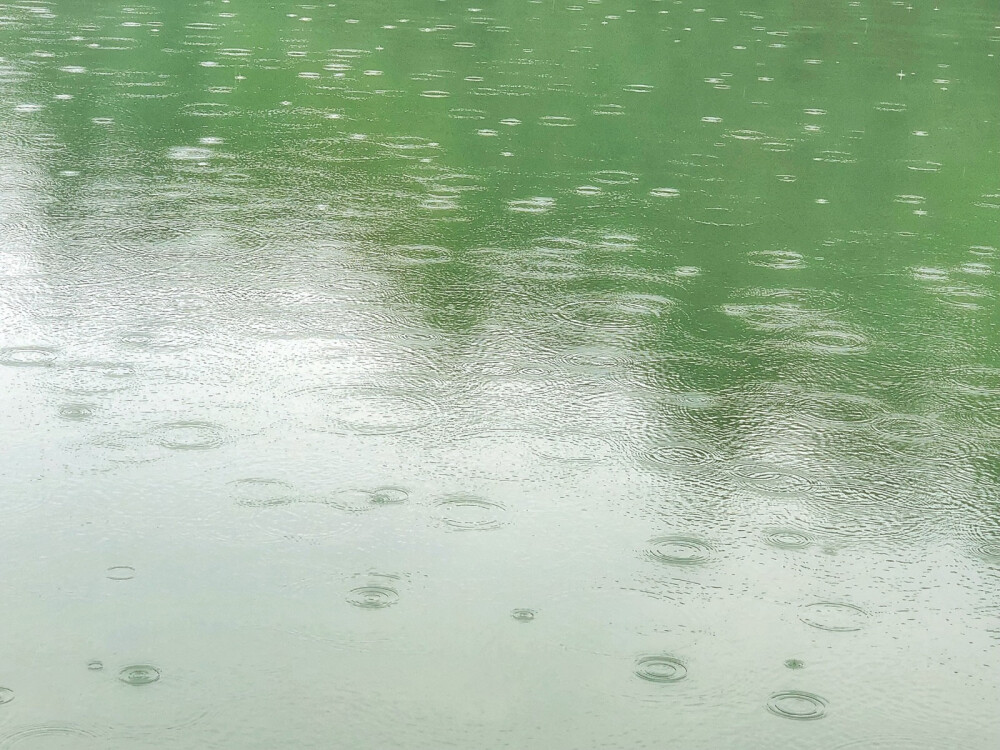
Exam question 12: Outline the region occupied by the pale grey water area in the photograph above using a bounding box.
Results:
[1,0,999,748]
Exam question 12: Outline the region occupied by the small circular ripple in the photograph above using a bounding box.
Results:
[730,463,816,495]
[779,326,870,355]
[0,346,57,367]
[799,602,868,631]
[346,585,399,609]
[370,486,409,504]
[118,665,160,685]
[155,421,225,450]
[969,534,1000,565]
[322,489,383,513]
[556,294,676,333]
[591,170,638,185]
[293,385,442,435]
[634,655,688,683]
[795,390,884,425]
[748,250,804,269]
[0,725,101,748]
[87,660,104,670]
[58,403,96,421]
[230,478,295,508]
[539,115,575,127]
[868,414,974,461]
[106,566,135,580]
[766,690,827,720]
[47,361,136,394]
[434,495,506,530]
[642,444,718,468]
[511,608,537,622]
[646,536,712,565]
[762,528,814,550]
[0,689,12,704]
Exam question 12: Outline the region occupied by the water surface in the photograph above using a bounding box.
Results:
[1,1,999,747]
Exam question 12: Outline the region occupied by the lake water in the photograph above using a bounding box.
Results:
[1,1,998,747]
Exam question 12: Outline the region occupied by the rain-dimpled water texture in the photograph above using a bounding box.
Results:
[1,0,998,748]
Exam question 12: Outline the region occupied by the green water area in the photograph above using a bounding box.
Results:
[1,1,998,747]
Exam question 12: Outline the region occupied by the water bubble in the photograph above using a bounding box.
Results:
[106,566,135,580]
[762,528,814,550]
[766,690,827,720]
[87,661,104,671]
[646,536,712,565]
[0,346,57,367]
[634,655,688,683]
[155,421,224,450]
[434,495,506,530]
[346,585,399,609]
[230,478,295,508]
[799,602,868,631]
[0,689,12,704]
[511,608,536,622]
[118,665,160,685]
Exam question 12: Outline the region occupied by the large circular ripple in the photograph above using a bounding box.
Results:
[346,585,399,609]
[434,495,507,530]
[634,655,688,683]
[799,601,868,632]
[646,536,713,565]
[766,690,828,720]
[292,385,442,435]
